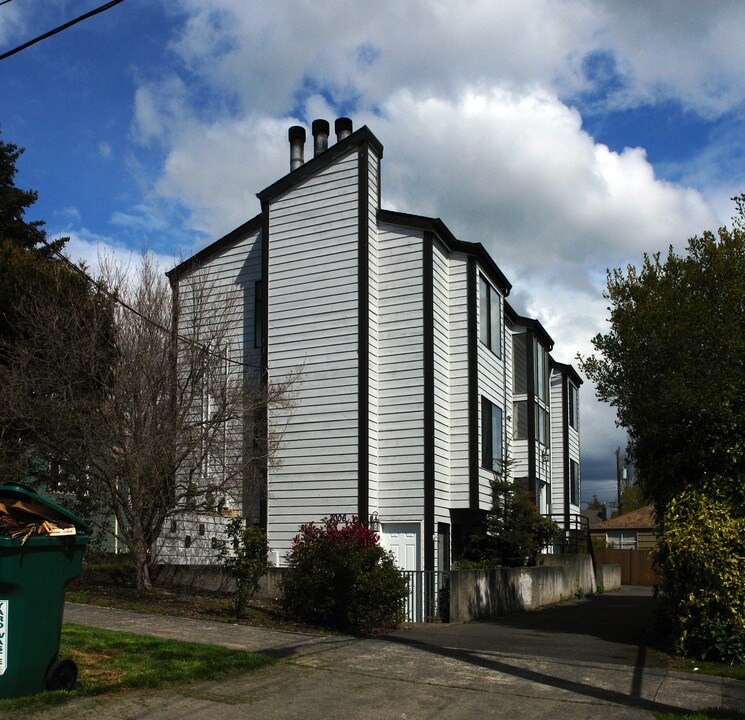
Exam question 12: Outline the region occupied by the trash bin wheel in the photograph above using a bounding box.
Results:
[45,657,78,691]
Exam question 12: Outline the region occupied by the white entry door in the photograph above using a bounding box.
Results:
[382,523,421,621]
[381,523,420,571]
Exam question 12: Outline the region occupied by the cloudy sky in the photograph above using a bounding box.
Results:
[2,0,744,507]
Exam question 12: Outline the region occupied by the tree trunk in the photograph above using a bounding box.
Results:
[132,540,152,591]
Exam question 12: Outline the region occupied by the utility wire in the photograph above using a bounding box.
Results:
[0,0,126,61]
[0,1,15,8]
[40,239,264,371]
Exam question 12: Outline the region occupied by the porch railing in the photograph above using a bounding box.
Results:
[400,570,450,623]
[545,512,595,567]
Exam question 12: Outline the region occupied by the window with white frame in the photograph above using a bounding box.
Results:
[607,531,636,550]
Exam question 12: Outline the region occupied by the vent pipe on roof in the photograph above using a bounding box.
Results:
[312,119,329,157]
[335,117,353,142]
[288,126,306,171]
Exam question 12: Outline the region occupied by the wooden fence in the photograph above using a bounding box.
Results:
[594,548,658,586]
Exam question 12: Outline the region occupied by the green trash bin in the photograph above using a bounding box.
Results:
[0,483,92,698]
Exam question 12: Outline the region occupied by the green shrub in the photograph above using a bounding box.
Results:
[280,517,408,635]
[655,485,745,662]
[215,519,271,619]
[687,618,745,665]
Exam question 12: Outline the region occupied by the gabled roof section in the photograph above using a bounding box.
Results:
[507,310,554,350]
[378,209,511,296]
[166,213,262,282]
[257,125,384,205]
[551,359,584,386]
[592,505,656,531]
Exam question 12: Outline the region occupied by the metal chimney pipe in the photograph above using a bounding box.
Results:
[312,119,329,157]
[288,126,306,171]
[335,117,353,142]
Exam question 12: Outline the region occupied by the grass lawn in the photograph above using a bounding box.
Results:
[0,624,274,715]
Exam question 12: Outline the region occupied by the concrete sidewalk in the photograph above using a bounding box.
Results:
[12,589,745,719]
[62,602,352,659]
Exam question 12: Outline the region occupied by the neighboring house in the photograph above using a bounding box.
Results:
[590,505,656,551]
[159,119,583,572]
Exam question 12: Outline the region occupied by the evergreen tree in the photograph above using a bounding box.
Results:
[0,135,72,348]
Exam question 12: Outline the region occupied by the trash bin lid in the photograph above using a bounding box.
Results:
[0,483,93,537]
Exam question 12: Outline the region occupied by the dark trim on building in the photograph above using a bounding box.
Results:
[467,256,479,511]
[258,126,384,204]
[167,213,262,281]
[552,360,584,387]
[423,232,435,572]
[526,331,537,501]
[357,147,370,523]
[259,200,270,530]
[510,311,554,351]
[562,374,571,531]
[378,209,511,296]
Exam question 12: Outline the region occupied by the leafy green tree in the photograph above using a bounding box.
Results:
[619,483,648,514]
[580,197,745,512]
[580,196,745,657]
[215,519,271,620]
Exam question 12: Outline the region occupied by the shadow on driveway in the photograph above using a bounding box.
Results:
[379,586,688,714]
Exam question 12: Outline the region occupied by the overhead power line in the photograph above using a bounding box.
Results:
[0,1,15,8]
[40,239,263,371]
[0,0,126,61]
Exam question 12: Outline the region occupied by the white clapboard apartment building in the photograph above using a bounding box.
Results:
[160,119,583,573]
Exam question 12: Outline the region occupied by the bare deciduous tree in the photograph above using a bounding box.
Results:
[0,253,295,589]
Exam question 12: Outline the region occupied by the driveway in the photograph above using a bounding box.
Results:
[13,586,745,720]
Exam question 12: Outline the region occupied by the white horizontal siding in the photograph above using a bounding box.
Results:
[432,240,451,526]
[377,224,424,522]
[448,257,470,507]
[267,149,361,562]
[476,266,507,511]
[175,225,263,527]
[550,372,565,513]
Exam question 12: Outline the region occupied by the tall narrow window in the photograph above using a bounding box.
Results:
[536,405,550,446]
[481,397,503,472]
[534,342,549,403]
[479,275,501,357]
[254,280,263,348]
[513,333,527,394]
[570,460,580,505]
[513,400,529,440]
[568,383,579,430]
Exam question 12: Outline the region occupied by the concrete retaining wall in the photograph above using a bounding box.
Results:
[596,563,621,591]
[449,554,597,623]
[152,564,287,599]
[538,553,597,596]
